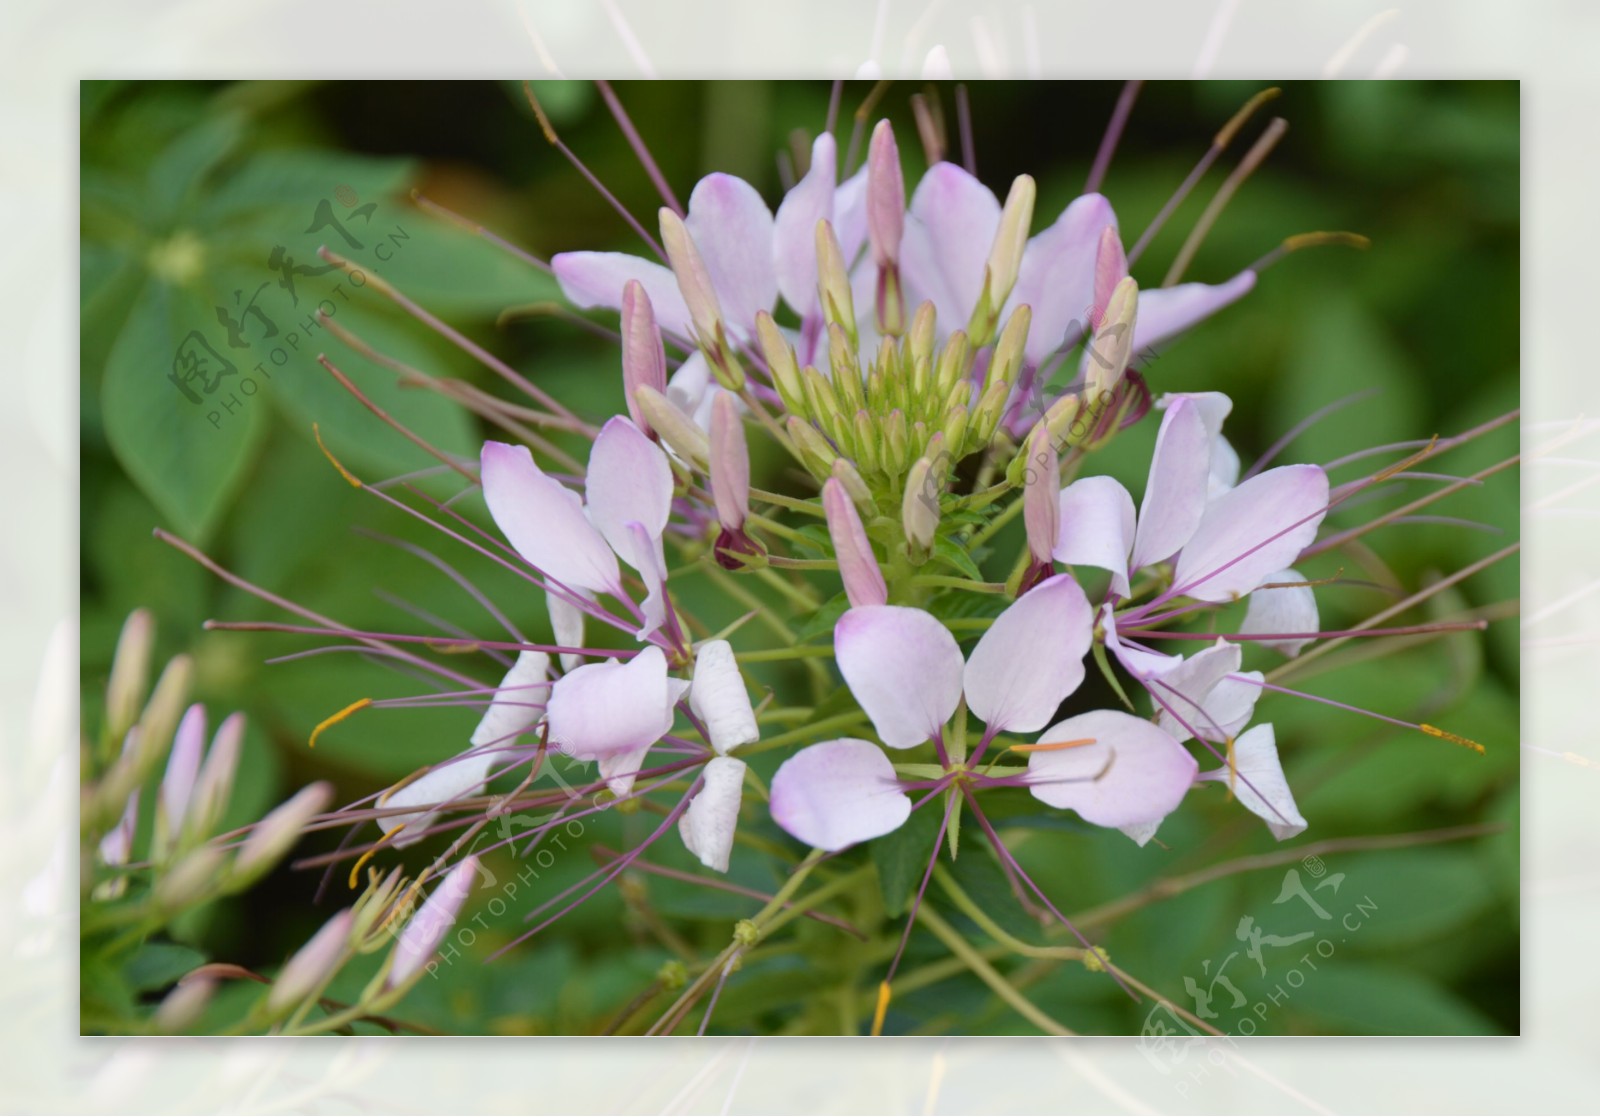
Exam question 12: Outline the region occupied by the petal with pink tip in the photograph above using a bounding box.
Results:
[965,574,1094,735]
[1172,464,1329,602]
[1133,271,1257,352]
[835,606,964,749]
[545,646,676,761]
[900,162,1001,326]
[1054,475,1136,598]
[1131,397,1212,572]
[684,173,777,338]
[552,252,692,340]
[769,738,912,851]
[1198,723,1306,839]
[585,417,673,566]
[773,133,838,318]
[1006,193,1117,365]
[1240,568,1319,656]
[547,589,588,674]
[834,162,871,266]
[1101,604,1180,680]
[678,756,746,872]
[1026,709,1198,830]
[481,442,621,597]
[160,704,206,834]
[623,520,670,641]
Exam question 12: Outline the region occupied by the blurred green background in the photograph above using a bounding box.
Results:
[79,80,1519,1035]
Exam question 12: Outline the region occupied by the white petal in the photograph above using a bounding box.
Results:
[386,748,501,848]
[1240,568,1320,657]
[1197,724,1306,839]
[598,745,653,798]
[684,173,778,338]
[1172,465,1329,602]
[689,640,759,755]
[964,574,1094,735]
[585,416,674,568]
[545,646,676,761]
[1149,640,1259,744]
[470,650,552,747]
[1054,475,1135,599]
[677,756,746,872]
[481,441,621,596]
[548,589,588,674]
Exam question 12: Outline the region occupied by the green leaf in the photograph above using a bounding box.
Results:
[1282,962,1500,1035]
[197,148,413,228]
[123,941,207,993]
[871,802,942,918]
[101,279,269,540]
[795,591,849,644]
[147,112,247,227]
[930,536,985,582]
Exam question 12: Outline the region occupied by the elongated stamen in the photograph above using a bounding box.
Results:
[318,248,588,429]
[354,528,528,645]
[1306,453,1519,558]
[1127,86,1279,265]
[843,80,892,175]
[410,189,552,274]
[309,699,372,749]
[874,792,958,1036]
[595,80,683,215]
[1084,80,1142,194]
[522,82,665,259]
[1162,116,1288,287]
[347,824,404,888]
[1243,388,1381,481]
[910,92,945,166]
[1245,230,1370,275]
[205,620,634,660]
[955,83,976,175]
[1235,675,1487,754]
[318,355,478,482]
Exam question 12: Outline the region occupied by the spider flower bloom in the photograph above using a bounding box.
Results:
[546,645,688,796]
[768,576,1093,851]
[481,415,675,641]
[1054,394,1328,604]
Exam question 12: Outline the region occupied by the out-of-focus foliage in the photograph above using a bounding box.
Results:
[79,80,1518,1035]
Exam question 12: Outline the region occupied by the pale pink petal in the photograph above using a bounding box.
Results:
[689,640,758,755]
[1005,193,1117,365]
[823,478,887,609]
[1210,435,1241,498]
[547,589,588,673]
[835,605,964,749]
[1054,475,1136,598]
[1149,640,1258,743]
[1157,391,1237,498]
[769,738,912,851]
[1133,271,1257,353]
[481,442,621,596]
[598,744,652,798]
[1101,604,1180,680]
[773,133,838,319]
[469,650,552,746]
[965,574,1094,735]
[545,646,676,761]
[389,856,478,987]
[835,163,871,266]
[1026,709,1198,830]
[585,417,673,567]
[1171,464,1329,602]
[684,173,777,338]
[1131,397,1212,572]
[624,520,670,641]
[900,162,1001,327]
[1197,723,1306,839]
[678,756,746,872]
[552,252,692,340]
[160,704,206,834]
[1240,567,1319,656]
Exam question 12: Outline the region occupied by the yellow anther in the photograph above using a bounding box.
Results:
[1008,737,1097,754]
[309,697,372,748]
[871,981,892,1037]
[349,824,405,890]
[1420,724,1486,755]
[314,422,362,488]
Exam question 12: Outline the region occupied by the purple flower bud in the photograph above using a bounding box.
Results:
[1092,224,1128,329]
[1024,424,1061,567]
[234,782,334,881]
[823,478,887,609]
[710,392,749,534]
[155,704,205,859]
[388,856,479,988]
[185,712,245,842]
[867,120,905,268]
[621,280,667,436]
[268,908,355,1015]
